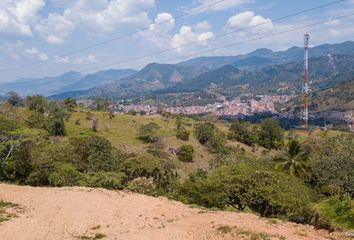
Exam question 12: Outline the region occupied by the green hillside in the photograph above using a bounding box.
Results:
[310,78,354,111]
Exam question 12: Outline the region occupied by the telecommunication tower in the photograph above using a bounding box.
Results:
[302,33,310,127]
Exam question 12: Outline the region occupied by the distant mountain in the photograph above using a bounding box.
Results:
[163,54,354,96]
[0,69,137,97]
[178,41,354,71]
[50,63,209,99]
[0,71,83,97]
[50,41,354,100]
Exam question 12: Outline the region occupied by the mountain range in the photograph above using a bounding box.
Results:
[2,41,354,106]
[0,69,137,97]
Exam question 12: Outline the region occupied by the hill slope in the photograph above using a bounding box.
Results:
[0,184,338,240]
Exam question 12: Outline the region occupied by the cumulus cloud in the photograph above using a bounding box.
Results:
[171,24,215,52]
[139,12,175,47]
[35,13,75,45]
[0,0,45,36]
[186,0,251,14]
[224,11,273,36]
[63,0,155,34]
[74,54,97,64]
[24,47,48,60]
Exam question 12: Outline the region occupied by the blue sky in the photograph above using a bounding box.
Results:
[0,0,353,82]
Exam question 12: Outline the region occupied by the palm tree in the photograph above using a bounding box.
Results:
[274,140,310,178]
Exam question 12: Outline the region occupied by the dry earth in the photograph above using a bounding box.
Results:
[0,184,346,240]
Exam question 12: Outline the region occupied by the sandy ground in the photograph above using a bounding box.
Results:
[0,183,345,240]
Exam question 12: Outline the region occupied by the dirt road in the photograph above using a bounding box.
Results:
[0,184,342,240]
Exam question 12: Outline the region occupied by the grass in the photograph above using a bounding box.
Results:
[76,233,106,240]
[65,111,246,178]
[0,200,19,223]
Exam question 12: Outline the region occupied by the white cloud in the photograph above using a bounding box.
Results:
[64,0,155,34]
[224,11,273,36]
[186,0,251,14]
[194,21,212,31]
[35,13,75,45]
[24,47,48,60]
[54,56,70,64]
[0,0,45,36]
[74,54,97,64]
[171,24,215,52]
[139,12,175,47]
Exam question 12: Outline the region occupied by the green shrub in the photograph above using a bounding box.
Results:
[82,171,126,190]
[177,145,194,162]
[48,163,83,187]
[195,122,226,153]
[127,177,157,196]
[177,164,314,222]
[138,122,160,143]
[316,194,354,230]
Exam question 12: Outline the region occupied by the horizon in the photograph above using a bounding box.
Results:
[2,39,353,84]
[1,0,354,82]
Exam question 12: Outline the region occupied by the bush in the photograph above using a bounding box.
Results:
[177,164,314,222]
[176,119,190,141]
[138,122,160,143]
[315,194,354,230]
[311,135,354,197]
[258,119,284,150]
[228,121,258,146]
[177,145,194,162]
[196,122,226,153]
[48,163,83,187]
[82,172,126,190]
[127,177,157,196]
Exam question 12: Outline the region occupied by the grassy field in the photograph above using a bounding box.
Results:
[66,111,231,176]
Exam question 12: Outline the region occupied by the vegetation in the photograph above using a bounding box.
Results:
[0,98,353,231]
[177,145,194,162]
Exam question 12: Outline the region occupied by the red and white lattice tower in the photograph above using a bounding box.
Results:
[302,33,310,127]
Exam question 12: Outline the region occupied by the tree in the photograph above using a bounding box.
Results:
[6,91,22,106]
[274,140,310,178]
[196,122,226,153]
[176,119,189,141]
[311,135,354,197]
[64,98,77,112]
[258,118,284,149]
[177,145,194,162]
[25,95,47,113]
[228,121,258,146]
[138,122,160,143]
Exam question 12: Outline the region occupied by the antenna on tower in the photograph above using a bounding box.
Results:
[302,33,310,128]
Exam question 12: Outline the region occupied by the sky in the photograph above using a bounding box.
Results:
[0,0,354,82]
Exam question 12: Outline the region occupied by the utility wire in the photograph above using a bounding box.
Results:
[54,0,350,73]
[46,12,354,99]
[0,0,228,73]
[0,0,345,73]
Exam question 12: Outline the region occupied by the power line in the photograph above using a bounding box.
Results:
[0,0,228,73]
[160,12,354,64]
[75,0,348,73]
[0,0,345,73]
[40,12,354,99]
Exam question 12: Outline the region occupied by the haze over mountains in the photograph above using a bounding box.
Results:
[1,41,354,102]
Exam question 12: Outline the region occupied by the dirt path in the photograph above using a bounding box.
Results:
[0,184,342,240]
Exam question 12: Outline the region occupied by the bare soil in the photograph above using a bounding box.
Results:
[0,184,345,240]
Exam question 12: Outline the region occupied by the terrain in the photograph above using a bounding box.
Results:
[0,184,342,240]
[47,41,354,102]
